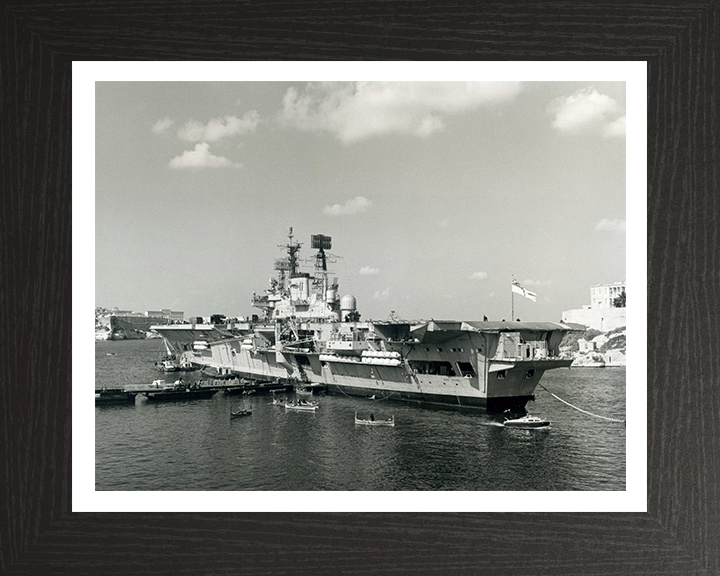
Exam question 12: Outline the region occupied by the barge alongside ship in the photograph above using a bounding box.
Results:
[153,229,580,413]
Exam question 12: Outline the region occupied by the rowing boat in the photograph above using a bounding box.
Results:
[230,407,252,419]
[354,412,394,427]
[285,400,318,411]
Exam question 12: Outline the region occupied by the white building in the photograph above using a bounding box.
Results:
[562,282,626,331]
[145,309,184,321]
[590,282,626,309]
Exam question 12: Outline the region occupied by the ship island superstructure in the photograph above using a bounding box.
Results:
[152,229,579,412]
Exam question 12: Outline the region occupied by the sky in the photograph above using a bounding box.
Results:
[95,81,626,322]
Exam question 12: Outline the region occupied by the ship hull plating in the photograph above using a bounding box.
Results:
[325,383,534,412]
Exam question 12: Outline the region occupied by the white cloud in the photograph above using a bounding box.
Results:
[595,218,626,233]
[359,266,380,275]
[522,279,552,287]
[281,81,523,143]
[488,292,496,298]
[603,114,626,138]
[373,287,390,301]
[178,111,260,142]
[152,117,174,134]
[550,88,622,134]
[324,196,373,216]
[438,218,450,228]
[469,271,488,280]
[168,142,239,169]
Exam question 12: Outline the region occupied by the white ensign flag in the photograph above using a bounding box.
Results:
[511,280,537,302]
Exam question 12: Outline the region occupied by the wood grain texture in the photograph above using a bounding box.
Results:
[1,1,717,574]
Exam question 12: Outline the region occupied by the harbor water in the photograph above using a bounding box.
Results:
[95,339,626,491]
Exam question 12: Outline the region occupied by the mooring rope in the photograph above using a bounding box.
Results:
[537,383,625,423]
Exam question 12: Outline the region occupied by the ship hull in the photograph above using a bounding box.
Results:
[326,382,533,412]
[152,298,578,413]
[157,331,572,412]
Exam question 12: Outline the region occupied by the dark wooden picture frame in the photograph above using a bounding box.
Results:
[1,2,717,574]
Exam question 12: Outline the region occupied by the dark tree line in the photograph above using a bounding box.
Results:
[613,290,626,308]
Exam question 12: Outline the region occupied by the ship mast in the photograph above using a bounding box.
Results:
[274,227,302,292]
[311,234,332,298]
[286,227,300,276]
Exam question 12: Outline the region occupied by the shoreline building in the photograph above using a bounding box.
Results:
[96,308,185,339]
[146,309,185,322]
[561,282,626,331]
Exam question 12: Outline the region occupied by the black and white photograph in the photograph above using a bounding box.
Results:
[85,65,641,500]
[4,3,717,573]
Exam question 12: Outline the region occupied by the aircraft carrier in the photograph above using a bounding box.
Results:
[152,229,579,412]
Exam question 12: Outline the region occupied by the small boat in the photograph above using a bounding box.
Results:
[354,411,395,427]
[154,359,178,372]
[285,400,319,411]
[503,414,550,429]
[230,406,252,419]
[193,340,209,351]
[177,358,198,371]
[155,341,180,371]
